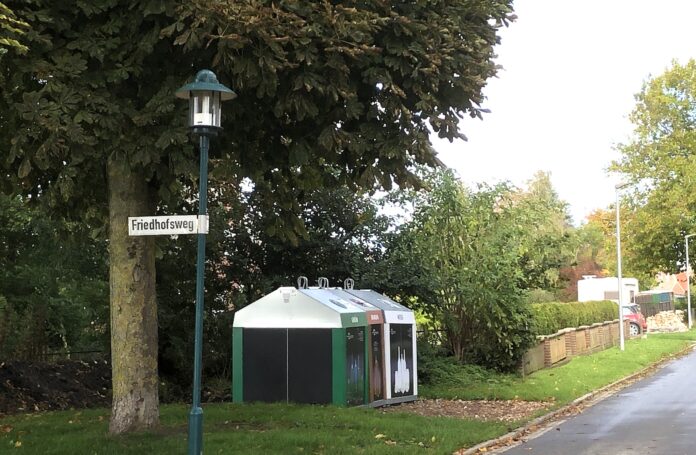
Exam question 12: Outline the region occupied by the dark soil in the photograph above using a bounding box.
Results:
[0,360,111,416]
[0,360,232,417]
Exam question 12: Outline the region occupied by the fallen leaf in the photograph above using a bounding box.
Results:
[384,440,397,446]
[14,441,22,448]
[374,434,386,439]
[1,425,12,433]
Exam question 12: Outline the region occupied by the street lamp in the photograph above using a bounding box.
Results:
[615,182,630,351]
[176,69,236,455]
[685,234,696,329]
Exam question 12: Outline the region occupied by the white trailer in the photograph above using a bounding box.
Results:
[577,276,639,305]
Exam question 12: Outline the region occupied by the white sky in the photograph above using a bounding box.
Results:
[432,0,696,225]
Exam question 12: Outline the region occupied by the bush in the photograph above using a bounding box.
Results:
[416,339,459,385]
[416,340,510,387]
[531,300,617,335]
[524,288,559,304]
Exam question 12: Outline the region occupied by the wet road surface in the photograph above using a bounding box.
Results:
[502,345,696,455]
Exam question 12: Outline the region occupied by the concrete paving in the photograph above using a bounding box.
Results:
[502,346,696,455]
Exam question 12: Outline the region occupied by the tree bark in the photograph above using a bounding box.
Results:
[107,157,159,434]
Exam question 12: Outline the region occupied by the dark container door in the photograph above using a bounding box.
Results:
[389,324,414,397]
[288,329,332,404]
[243,328,288,402]
[345,326,366,405]
[369,325,385,401]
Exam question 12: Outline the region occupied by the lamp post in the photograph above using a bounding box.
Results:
[176,70,236,455]
[615,182,629,351]
[685,234,696,329]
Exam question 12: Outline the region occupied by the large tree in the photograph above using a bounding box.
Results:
[1,0,514,432]
[611,59,696,281]
[512,171,574,292]
[375,171,535,371]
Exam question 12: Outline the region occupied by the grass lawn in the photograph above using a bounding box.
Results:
[421,331,696,405]
[0,403,510,454]
[1,331,694,454]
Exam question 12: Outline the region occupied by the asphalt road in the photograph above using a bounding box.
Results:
[502,345,696,455]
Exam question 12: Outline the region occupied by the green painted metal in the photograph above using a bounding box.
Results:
[232,327,244,403]
[188,133,209,455]
[340,312,367,327]
[331,328,346,406]
[363,327,369,405]
[176,69,236,100]
[178,70,236,455]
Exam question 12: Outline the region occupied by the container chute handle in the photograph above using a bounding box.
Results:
[318,277,329,288]
[344,278,354,290]
[297,276,309,289]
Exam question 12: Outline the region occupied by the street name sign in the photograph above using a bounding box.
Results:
[128,215,209,236]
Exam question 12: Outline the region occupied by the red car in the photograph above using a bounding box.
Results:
[622,304,647,335]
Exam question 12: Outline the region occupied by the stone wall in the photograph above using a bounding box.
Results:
[520,319,633,376]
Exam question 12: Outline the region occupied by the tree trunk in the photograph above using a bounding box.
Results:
[107,157,159,434]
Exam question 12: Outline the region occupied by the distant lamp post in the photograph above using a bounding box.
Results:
[176,69,236,455]
[685,234,696,329]
[615,182,630,351]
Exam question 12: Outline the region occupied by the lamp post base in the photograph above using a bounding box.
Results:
[188,407,203,455]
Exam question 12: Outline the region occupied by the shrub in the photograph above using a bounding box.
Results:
[531,300,617,335]
[416,340,507,386]
[416,343,461,386]
[524,288,559,304]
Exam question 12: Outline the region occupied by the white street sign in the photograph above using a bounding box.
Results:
[128,215,209,236]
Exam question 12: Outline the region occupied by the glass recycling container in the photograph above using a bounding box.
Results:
[344,287,418,405]
[232,286,369,406]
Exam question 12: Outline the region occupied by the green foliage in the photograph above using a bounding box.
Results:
[156,184,390,387]
[0,403,511,454]
[513,172,575,291]
[523,288,559,304]
[0,2,28,54]
[375,170,535,371]
[0,0,516,425]
[530,300,617,336]
[422,331,696,403]
[611,59,696,280]
[415,339,458,386]
[168,0,514,192]
[416,342,505,390]
[0,194,109,359]
[2,0,515,242]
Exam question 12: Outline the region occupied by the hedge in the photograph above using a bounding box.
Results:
[530,300,618,336]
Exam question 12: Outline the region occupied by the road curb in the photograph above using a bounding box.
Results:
[458,341,696,455]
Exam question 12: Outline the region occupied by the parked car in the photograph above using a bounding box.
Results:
[622,304,647,335]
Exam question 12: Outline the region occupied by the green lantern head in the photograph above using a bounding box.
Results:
[176,69,236,130]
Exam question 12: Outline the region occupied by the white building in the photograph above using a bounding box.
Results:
[577,275,639,306]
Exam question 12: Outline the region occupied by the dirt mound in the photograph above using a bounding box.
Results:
[0,360,111,416]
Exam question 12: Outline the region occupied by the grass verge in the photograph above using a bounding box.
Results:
[1,331,694,454]
[0,403,510,454]
[421,331,696,405]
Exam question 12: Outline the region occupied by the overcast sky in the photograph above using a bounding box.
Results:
[432,0,696,225]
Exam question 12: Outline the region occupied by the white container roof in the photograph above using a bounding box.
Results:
[326,288,384,324]
[345,289,415,324]
[233,287,364,329]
